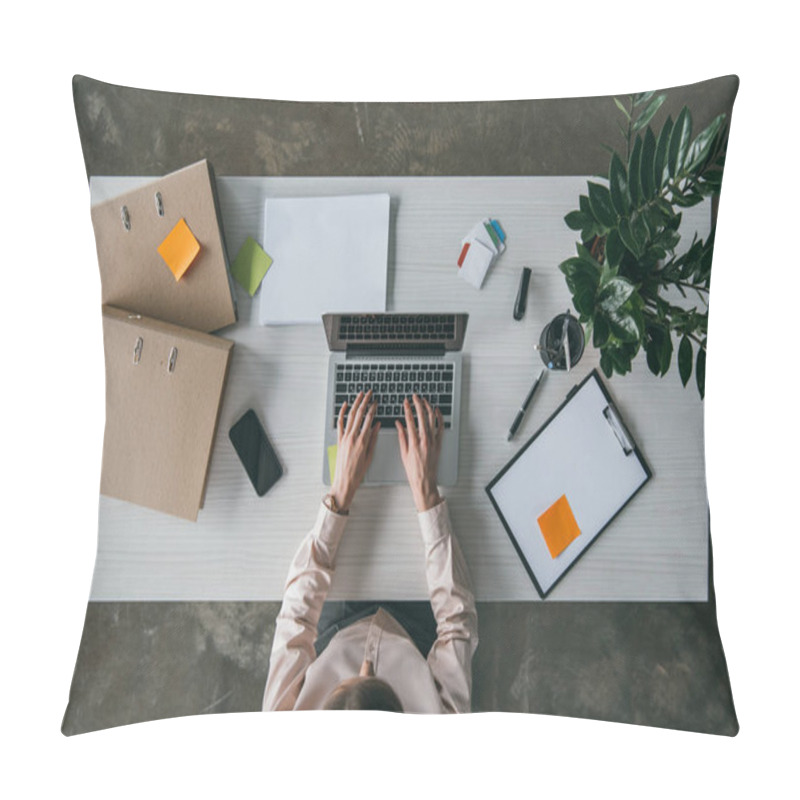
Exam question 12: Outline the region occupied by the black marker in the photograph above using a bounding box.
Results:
[507,368,546,441]
[513,267,532,320]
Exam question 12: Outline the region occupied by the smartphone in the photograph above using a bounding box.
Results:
[229,409,283,497]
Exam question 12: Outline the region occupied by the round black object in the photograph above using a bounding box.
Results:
[539,312,585,370]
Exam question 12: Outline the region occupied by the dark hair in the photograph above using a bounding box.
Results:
[322,677,404,712]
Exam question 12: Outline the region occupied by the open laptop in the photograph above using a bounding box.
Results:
[322,312,469,485]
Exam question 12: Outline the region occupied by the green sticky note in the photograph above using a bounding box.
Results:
[327,444,338,483]
[231,236,273,296]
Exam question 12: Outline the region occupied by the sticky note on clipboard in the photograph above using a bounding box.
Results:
[537,494,581,558]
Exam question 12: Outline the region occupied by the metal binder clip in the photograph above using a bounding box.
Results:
[121,205,131,231]
[603,405,633,456]
[155,192,164,217]
[167,347,178,374]
[133,337,143,365]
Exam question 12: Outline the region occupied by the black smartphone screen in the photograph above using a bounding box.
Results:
[229,409,283,496]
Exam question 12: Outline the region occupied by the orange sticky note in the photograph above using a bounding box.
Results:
[537,494,581,558]
[157,218,201,281]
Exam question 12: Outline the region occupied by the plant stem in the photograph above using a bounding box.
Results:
[675,281,709,294]
[626,95,634,159]
[687,332,706,350]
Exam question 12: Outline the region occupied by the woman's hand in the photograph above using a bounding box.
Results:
[330,390,380,512]
[395,394,443,512]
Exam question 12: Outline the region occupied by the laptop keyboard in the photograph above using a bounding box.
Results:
[334,362,454,429]
[338,313,457,342]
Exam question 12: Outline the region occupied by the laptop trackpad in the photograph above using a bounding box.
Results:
[364,429,406,484]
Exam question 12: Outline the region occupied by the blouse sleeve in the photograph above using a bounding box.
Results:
[262,503,348,711]
[418,500,479,713]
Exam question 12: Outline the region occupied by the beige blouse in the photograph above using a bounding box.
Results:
[263,499,478,713]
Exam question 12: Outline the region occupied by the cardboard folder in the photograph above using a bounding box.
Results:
[100,305,234,521]
[91,160,237,333]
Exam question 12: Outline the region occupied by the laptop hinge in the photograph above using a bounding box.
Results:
[345,343,446,358]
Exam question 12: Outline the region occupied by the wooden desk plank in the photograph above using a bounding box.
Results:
[89,176,710,601]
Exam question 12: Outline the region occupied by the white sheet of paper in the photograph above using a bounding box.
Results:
[259,194,390,324]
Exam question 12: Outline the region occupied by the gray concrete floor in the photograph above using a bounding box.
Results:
[63,75,739,735]
[62,596,737,735]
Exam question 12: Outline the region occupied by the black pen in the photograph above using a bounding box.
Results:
[507,368,546,441]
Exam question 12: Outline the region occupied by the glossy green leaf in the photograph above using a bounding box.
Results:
[668,107,692,178]
[597,277,636,312]
[632,94,666,135]
[644,204,665,234]
[576,242,597,263]
[614,97,631,119]
[654,197,676,220]
[609,153,631,216]
[608,347,633,375]
[605,228,625,268]
[607,308,640,343]
[645,323,673,376]
[565,210,589,231]
[559,256,600,284]
[630,212,649,252]
[696,347,706,399]
[587,182,616,229]
[646,342,661,375]
[653,115,673,191]
[672,191,704,208]
[573,285,596,317]
[600,350,614,378]
[678,335,693,386]
[566,260,600,316]
[593,314,610,347]
[685,114,726,173]
[633,90,656,107]
[628,135,642,206]
[617,218,641,258]
[640,127,657,199]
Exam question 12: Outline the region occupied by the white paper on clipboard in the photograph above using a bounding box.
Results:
[486,371,650,597]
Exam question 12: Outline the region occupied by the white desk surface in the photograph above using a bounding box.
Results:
[88,175,710,602]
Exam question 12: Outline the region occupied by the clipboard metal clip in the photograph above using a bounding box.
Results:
[603,404,634,456]
[121,205,131,231]
[167,346,178,374]
[133,336,143,365]
[155,192,164,217]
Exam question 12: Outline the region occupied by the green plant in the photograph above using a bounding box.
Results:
[559,91,729,397]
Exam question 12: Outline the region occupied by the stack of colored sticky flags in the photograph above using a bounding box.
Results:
[456,218,506,289]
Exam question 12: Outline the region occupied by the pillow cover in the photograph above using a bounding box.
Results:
[63,74,739,734]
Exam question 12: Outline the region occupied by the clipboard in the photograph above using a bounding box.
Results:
[486,369,652,598]
[100,305,234,521]
[91,160,237,333]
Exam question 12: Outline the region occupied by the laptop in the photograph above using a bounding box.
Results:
[322,312,469,485]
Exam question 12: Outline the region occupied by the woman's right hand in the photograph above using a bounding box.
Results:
[394,394,443,512]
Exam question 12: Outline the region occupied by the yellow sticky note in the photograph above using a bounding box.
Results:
[231,236,273,296]
[327,444,338,483]
[537,494,581,558]
[157,218,201,281]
